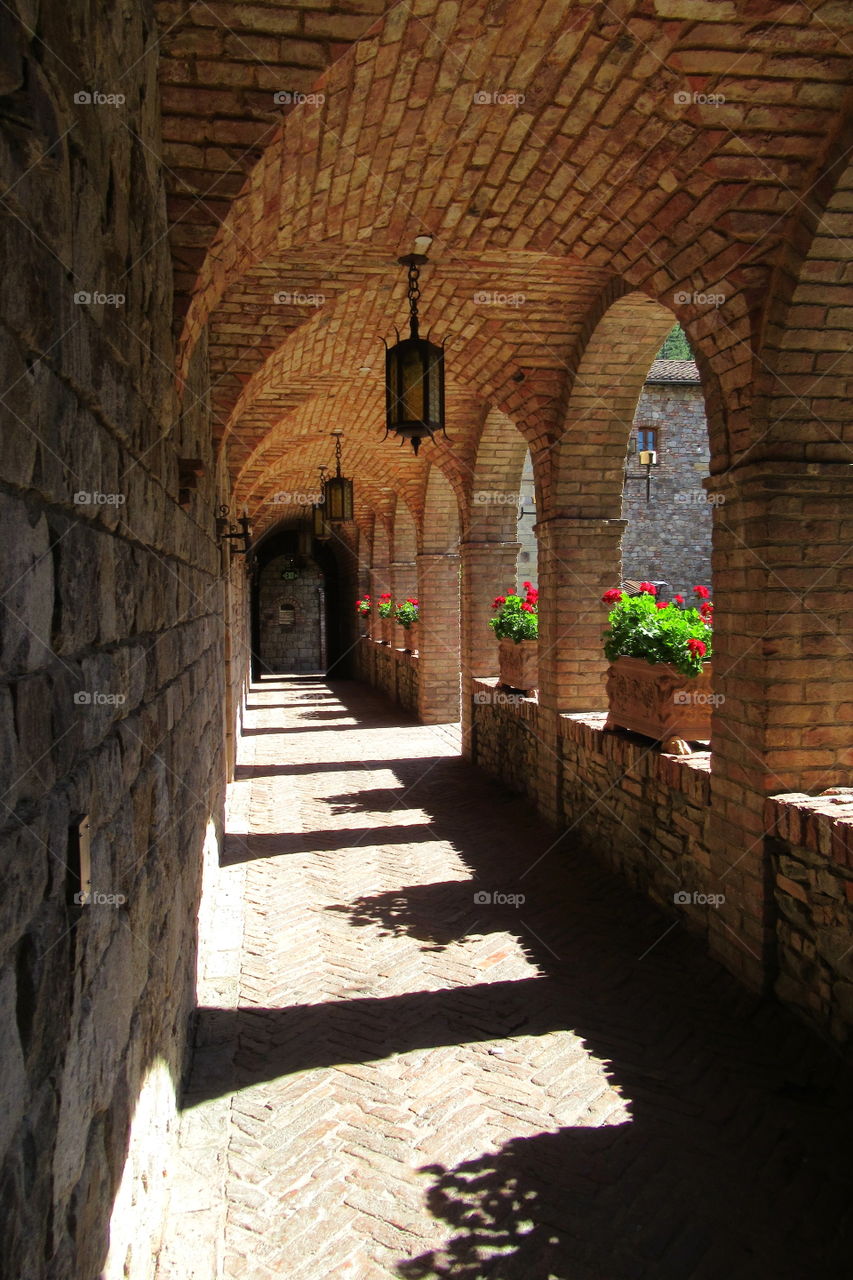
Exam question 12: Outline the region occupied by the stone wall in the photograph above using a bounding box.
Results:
[471,685,718,934]
[258,555,324,673]
[471,681,539,808]
[355,638,419,718]
[766,791,853,1047]
[0,6,225,1277]
[621,380,712,595]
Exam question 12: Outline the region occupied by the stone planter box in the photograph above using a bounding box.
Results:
[498,638,537,692]
[379,615,393,644]
[605,656,713,743]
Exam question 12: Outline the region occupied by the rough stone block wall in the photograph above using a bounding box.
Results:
[0,8,225,1277]
[621,382,712,595]
[766,793,853,1046]
[355,639,419,718]
[471,680,539,808]
[470,691,715,933]
[258,555,324,672]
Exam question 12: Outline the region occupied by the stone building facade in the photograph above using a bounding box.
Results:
[257,555,325,673]
[621,360,712,596]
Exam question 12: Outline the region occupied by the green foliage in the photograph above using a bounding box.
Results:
[394,599,419,628]
[602,590,712,676]
[489,589,538,643]
[377,593,394,618]
[657,323,693,360]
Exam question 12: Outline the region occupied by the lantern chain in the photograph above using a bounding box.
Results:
[407,260,421,327]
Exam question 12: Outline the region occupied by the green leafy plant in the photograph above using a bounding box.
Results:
[602,583,713,677]
[489,582,538,643]
[394,598,419,628]
[377,592,394,619]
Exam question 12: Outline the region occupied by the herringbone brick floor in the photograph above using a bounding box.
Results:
[157,676,853,1279]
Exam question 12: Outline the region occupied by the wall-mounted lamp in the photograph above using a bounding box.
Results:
[625,444,658,501]
[216,504,252,555]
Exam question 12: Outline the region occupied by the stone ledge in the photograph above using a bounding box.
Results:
[363,636,419,664]
[559,713,712,803]
[471,676,538,714]
[765,790,853,867]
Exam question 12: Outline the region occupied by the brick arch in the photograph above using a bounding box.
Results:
[467,407,529,544]
[752,142,853,462]
[421,464,461,556]
[548,291,678,518]
[174,0,851,403]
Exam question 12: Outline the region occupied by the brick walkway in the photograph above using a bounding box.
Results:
[157,677,852,1280]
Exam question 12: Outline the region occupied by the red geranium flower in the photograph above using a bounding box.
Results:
[693,585,710,600]
[521,602,535,613]
[673,594,684,605]
[522,581,532,590]
[656,601,669,610]
[639,582,657,595]
[493,595,506,608]
[602,588,623,605]
[687,638,707,657]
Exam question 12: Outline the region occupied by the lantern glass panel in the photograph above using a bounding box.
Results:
[325,476,353,523]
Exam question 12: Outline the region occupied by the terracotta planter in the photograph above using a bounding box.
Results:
[605,656,713,742]
[399,622,418,653]
[380,615,393,644]
[498,638,538,692]
[358,610,371,637]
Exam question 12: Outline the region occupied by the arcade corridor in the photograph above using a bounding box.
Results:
[157,678,852,1280]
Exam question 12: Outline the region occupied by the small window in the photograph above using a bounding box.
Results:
[636,426,657,453]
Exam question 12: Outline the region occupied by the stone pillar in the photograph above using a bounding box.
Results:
[417,552,460,724]
[534,516,625,822]
[460,539,521,757]
[704,460,853,990]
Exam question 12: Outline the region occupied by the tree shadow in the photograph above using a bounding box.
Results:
[326,880,525,952]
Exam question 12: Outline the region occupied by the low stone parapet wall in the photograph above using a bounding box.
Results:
[765,791,853,1044]
[355,637,419,717]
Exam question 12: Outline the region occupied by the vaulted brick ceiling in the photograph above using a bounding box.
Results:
[156,0,853,526]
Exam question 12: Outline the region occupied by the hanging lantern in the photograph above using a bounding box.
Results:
[312,465,332,540]
[384,254,446,456]
[324,430,354,522]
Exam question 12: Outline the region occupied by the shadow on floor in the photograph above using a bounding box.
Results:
[198,677,853,1278]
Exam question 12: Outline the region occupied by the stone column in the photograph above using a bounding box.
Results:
[459,539,521,757]
[416,552,460,724]
[704,460,853,990]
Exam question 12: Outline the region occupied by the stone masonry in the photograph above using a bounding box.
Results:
[621,361,713,596]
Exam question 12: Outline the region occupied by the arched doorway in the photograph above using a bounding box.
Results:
[250,526,348,679]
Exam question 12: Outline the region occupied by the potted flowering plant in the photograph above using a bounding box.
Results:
[394,598,419,652]
[602,583,714,743]
[377,592,394,644]
[489,582,538,691]
[355,593,371,636]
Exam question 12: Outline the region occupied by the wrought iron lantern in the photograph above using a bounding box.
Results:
[312,466,332,541]
[215,504,252,555]
[383,254,446,455]
[324,430,354,522]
